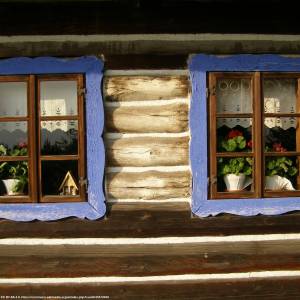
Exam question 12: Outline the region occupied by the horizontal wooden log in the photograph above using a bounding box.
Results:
[1,239,300,278]
[1,277,300,299]
[1,252,300,278]
[105,103,189,133]
[106,171,191,200]
[3,39,300,57]
[3,239,300,258]
[104,76,188,101]
[105,136,189,167]
[3,203,300,238]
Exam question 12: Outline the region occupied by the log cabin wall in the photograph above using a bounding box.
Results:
[2,1,300,298]
[103,73,191,203]
[3,54,300,299]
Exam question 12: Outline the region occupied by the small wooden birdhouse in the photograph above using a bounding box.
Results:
[59,171,78,196]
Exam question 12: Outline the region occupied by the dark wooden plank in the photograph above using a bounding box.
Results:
[104,55,188,70]
[0,1,299,36]
[1,239,300,277]
[1,277,300,299]
[2,203,300,238]
[3,39,300,57]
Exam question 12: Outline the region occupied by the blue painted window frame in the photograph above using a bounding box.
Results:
[0,57,105,221]
[189,54,300,217]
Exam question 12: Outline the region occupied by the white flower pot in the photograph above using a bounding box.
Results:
[223,174,252,191]
[2,179,23,196]
[265,175,295,191]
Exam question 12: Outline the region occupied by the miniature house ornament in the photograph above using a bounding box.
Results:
[59,171,79,196]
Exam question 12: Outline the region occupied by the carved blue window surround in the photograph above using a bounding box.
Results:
[189,54,300,217]
[0,57,105,221]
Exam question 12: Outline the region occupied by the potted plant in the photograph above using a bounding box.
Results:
[218,157,253,191]
[0,142,28,195]
[218,129,253,191]
[265,142,297,191]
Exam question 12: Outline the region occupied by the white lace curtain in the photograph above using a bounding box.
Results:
[0,81,77,133]
[216,78,297,130]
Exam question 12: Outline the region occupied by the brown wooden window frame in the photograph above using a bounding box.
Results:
[0,74,87,203]
[209,71,300,200]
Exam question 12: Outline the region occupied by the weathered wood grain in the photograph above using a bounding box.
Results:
[104,76,188,101]
[1,277,300,299]
[3,203,300,238]
[106,171,191,200]
[105,137,189,167]
[105,103,188,133]
[1,239,300,277]
[2,252,300,278]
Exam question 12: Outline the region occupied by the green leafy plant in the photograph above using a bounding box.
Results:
[218,157,253,176]
[265,142,298,179]
[265,156,297,178]
[221,135,246,152]
[219,129,251,152]
[0,142,28,193]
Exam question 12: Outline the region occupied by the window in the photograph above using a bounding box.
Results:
[209,72,300,199]
[0,57,105,221]
[189,54,300,217]
[0,74,86,203]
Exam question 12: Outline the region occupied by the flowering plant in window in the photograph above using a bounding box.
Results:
[217,129,253,191]
[0,142,28,195]
[265,142,298,191]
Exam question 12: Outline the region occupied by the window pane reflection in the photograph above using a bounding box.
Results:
[0,82,27,117]
[265,156,299,191]
[264,117,298,152]
[217,118,252,153]
[264,78,297,114]
[0,122,28,155]
[0,161,28,196]
[41,120,78,155]
[40,81,78,116]
[217,156,253,192]
[216,78,252,113]
[42,160,79,196]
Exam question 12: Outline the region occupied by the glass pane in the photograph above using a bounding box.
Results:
[217,118,252,152]
[216,78,252,113]
[41,160,79,196]
[0,161,28,196]
[263,78,297,113]
[40,80,78,116]
[0,82,27,117]
[41,120,78,155]
[265,156,299,191]
[0,122,27,155]
[217,156,253,192]
[264,117,298,152]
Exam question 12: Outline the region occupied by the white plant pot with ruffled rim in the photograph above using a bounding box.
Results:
[2,179,23,196]
[223,174,252,191]
[265,175,295,191]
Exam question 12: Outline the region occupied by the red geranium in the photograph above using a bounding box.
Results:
[247,139,253,149]
[227,129,243,139]
[18,141,27,149]
[272,142,286,152]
